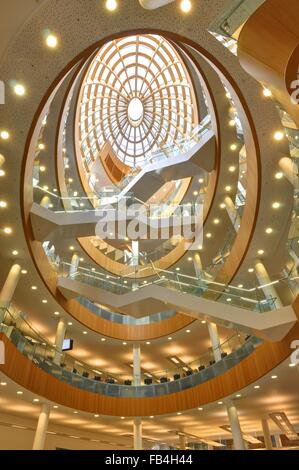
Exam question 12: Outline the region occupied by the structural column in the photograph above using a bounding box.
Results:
[179,433,186,450]
[132,344,142,449]
[255,261,283,308]
[69,253,79,278]
[225,398,246,450]
[53,319,66,366]
[224,196,241,230]
[261,417,273,450]
[279,157,299,189]
[207,322,222,362]
[0,264,21,322]
[133,343,141,386]
[133,417,143,450]
[32,403,50,450]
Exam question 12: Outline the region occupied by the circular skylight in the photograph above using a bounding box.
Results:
[78,34,198,171]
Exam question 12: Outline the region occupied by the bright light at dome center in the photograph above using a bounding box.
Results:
[128,98,144,124]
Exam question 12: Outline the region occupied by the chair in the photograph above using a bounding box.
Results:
[173,373,181,380]
[144,378,153,385]
[72,368,78,374]
[124,380,132,386]
[186,370,193,376]
[160,377,168,383]
[209,360,216,366]
[82,371,89,378]
[94,375,102,382]
[221,352,228,359]
[198,365,205,372]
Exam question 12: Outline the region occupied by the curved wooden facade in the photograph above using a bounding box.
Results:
[0,296,298,416]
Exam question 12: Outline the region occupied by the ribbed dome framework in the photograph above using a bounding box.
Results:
[78,34,197,169]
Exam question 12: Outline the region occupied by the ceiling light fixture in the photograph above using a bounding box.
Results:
[0,201,7,208]
[274,131,284,141]
[0,130,10,140]
[3,227,12,234]
[106,0,117,11]
[180,0,192,13]
[14,84,26,96]
[46,34,58,49]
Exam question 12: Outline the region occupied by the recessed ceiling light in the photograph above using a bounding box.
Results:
[289,363,296,367]
[229,166,236,172]
[106,0,118,11]
[101,338,106,342]
[198,407,203,411]
[31,286,37,290]
[14,84,26,96]
[149,416,154,419]
[258,250,264,255]
[229,120,235,127]
[180,0,192,13]
[0,201,7,208]
[94,414,99,418]
[254,385,260,389]
[80,258,84,262]
[186,329,191,333]
[40,166,46,172]
[176,267,180,271]
[146,341,151,345]
[274,131,284,141]
[265,227,273,234]
[38,143,45,150]
[225,185,232,192]
[0,130,10,140]
[33,398,39,402]
[54,311,60,316]
[220,203,226,209]
[0,382,7,386]
[201,320,206,324]
[17,391,23,395]
[42,299,48,304]
[46,34,58,49]
[263,88,272,97]
[275,172,283,179]
[73,411,78,414]
[69,246,75,251]
[168,337,172,341]
[218,401,223,405]
[68,178,73,183]
[238,284,243,288]
[67,322,73,326]
[272,202,280,209]
[53,405,58,409]
[0,170,5,177]
[122,342,127,345]
[42,185,48,191]
[248,268,254,273]
[236,394,241,398]
[177,412,182,415]
[121,416,125,420]
[188,257,192,262]
[271,375,278,379]
[198,178,204,184]
[3,227,12,234]
[83,331,88,335]
[230,144,237,151]
[206,233,212,238]
[213,219,220,224]
[21,269,27,274]
[12,250,19,256]
[193,191,198,196]
[226,298,232,302]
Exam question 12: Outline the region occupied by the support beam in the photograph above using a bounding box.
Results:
[0,264,21,319]
[261,418,273,450]
[53,319,66,366]
[133,417,143,450]
[133,344,141,386]
[207,322,222,362]
[225,398,245,450]
[32,403,50,450]
[255,261,283,309]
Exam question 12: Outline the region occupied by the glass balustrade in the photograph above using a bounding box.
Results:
[0,306,261,398]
